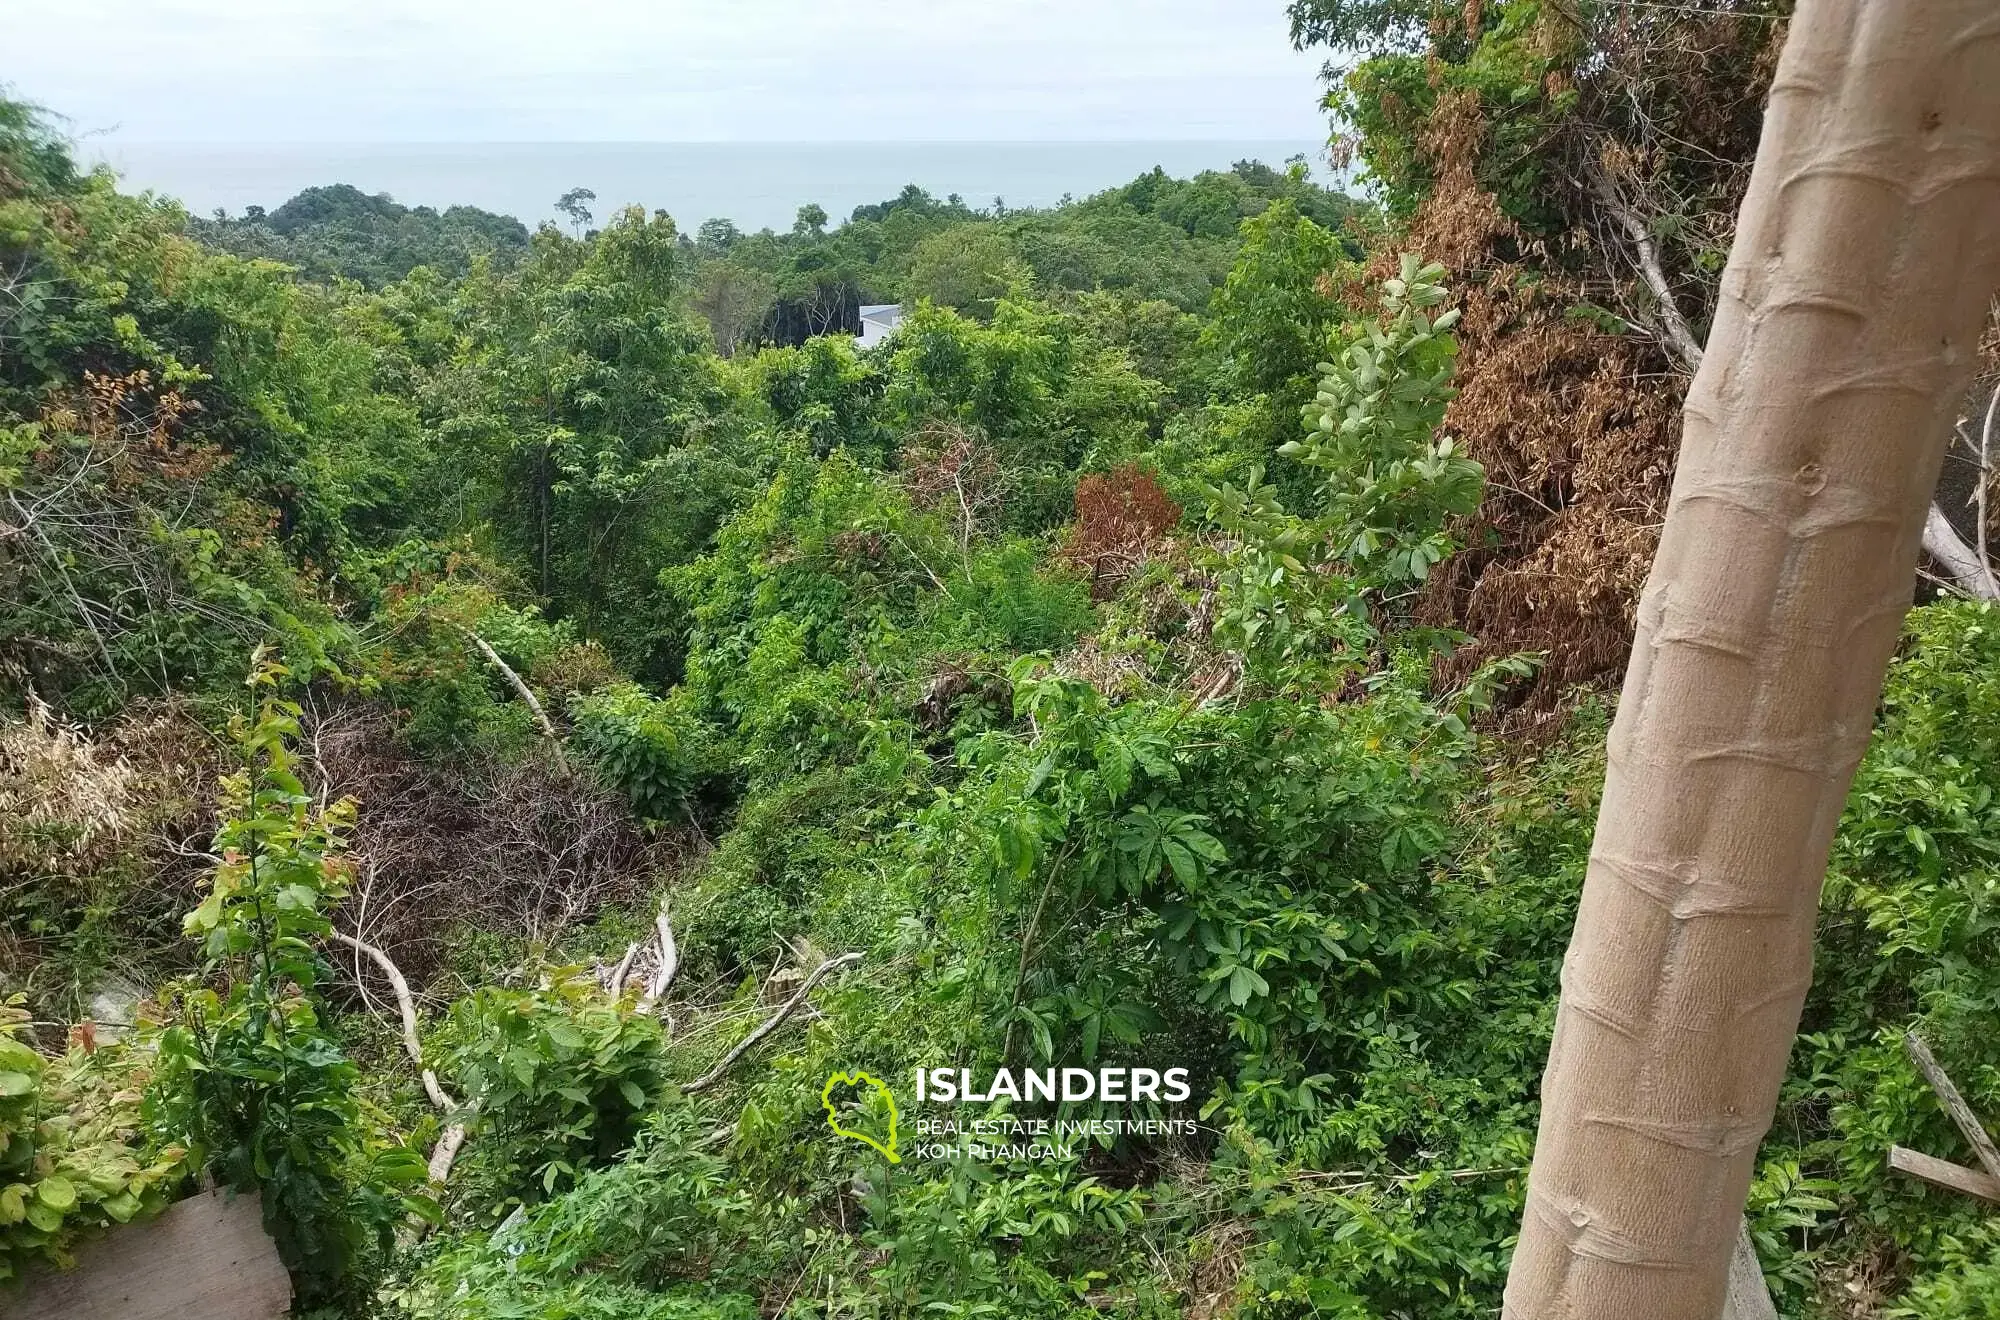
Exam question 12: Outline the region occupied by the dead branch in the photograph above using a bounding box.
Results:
[331,929,458,1115]
[636,895,680,1013]
[457,625,561,744]
[1889,1145,2000,1204]
[682,953,863,1095]
[1904,1032,2000,1185]
[427,1123,470,1187]
[608,941,642,1000]
[330,928,469,1208]
[1974,383,2000,599]
[1587,159,1707,374]
[1921,504,2000,601]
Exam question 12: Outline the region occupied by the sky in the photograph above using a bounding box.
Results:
[1,0,1333,143]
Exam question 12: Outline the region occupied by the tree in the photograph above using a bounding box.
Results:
[904,225,1027,320]
[1204,199,1351,399]
[1287,0,1447,56]
[1505,4,2000,1317]
[695,217,742,254]
[691,259,777,357]
[794,203,829,237]
[556,186,596,236]
[429,206,726,652]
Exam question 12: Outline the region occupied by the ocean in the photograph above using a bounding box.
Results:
[89,140,1332,232]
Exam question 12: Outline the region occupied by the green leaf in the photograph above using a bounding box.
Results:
[1023,752,1059,799]
[1226,965,1269,1007]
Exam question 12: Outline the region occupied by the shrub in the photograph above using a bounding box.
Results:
[569,683,724,826]
[151,661,433,1307]
[439,971,671,1214]
[0,1001,186,1284]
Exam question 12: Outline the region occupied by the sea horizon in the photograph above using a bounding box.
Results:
[86,139,1335,233]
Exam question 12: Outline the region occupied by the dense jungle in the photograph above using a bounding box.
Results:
[2,2,1997,1316]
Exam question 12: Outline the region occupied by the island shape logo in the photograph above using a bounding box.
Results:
[821,1070,901,1163]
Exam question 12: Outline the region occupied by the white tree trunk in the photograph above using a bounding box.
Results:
[1504,4,2000,1316]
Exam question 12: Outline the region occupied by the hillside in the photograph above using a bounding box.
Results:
[3,5,1999,1315]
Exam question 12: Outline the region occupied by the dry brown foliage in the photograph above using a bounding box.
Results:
[1365,89,1681,707]
[900,423,1002,519]
[0,697,139,872]
[1183,1215,1254,1320]
[1064,463,1183,601]
[1344,9,1794,707]
[303,698,695,991]
[0,699,222,996]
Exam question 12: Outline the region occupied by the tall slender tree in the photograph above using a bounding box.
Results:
[1506,4,2000,1316]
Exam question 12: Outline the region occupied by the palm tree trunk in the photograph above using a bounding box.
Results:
[1504,4,2000,1317]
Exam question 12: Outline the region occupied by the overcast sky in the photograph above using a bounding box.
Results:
[2,0,1332,143]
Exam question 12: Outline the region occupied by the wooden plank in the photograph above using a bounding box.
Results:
[1889,1144,2000,1204]
[12,1188,290,1320]
[1904,1033,2000,1186]
[1719,1217,1778,1320]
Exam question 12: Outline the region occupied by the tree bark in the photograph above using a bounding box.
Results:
[1504,6,2000,1318]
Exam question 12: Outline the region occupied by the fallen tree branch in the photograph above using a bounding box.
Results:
[1905,1032,2000,1185]
[682,953,863,1095]
[427,1123,469,1187]
[331,930,458,1114]
[331,929,469,1205]
[1922,504,2000,601]
[1889,1144,2000,1203]
[636,895,680,1013]
[457,625,561,743]
[608,941,642,1000]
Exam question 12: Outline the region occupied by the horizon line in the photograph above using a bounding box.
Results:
[88,137,1329,150]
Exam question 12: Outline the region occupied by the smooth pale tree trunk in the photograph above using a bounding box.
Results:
[1504,4,2000,1317]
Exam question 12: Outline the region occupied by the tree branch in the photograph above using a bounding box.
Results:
[427,1123,469,1186]
[1974,382,1999,598]
[1587,160,1707,374]
[1905,1033,2000,1186]
[331,929,469,1204]
[682,953,862,1095]
[331,930,458,1114]
[608,941,642,1000]
[1889,1144,2000,1203]
[1922,504,2000,601]
[457,625,561,743]
[636,895,680,1013]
